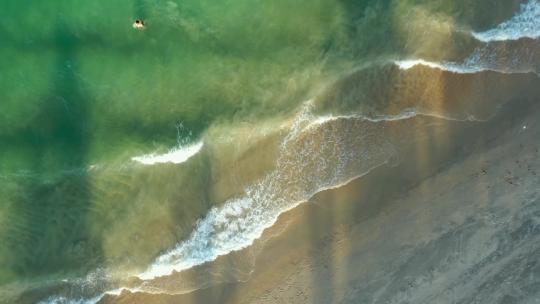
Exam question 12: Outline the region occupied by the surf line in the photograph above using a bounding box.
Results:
[131,141,204,165]
[472,0,540,42]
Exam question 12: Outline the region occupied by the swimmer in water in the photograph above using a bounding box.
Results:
[133,19,145,29]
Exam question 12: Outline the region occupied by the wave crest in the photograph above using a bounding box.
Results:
[131,142,204,165]
[472,0,540,42]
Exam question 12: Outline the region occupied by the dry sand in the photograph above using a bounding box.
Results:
[106,96,540,304]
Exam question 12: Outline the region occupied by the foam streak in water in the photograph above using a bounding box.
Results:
[131,142,203,165]
[37,287,150,304]
[472,0,540,42]
[38,295,102,304]
[395,57,539,75]
[395,59,488,74]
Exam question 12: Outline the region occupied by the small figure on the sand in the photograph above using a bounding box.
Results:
[133,19,145,29]
[504,170,518,185]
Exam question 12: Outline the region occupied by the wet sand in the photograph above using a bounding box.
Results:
[103,93,540,304]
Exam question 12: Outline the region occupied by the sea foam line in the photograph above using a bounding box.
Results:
[38,295,102,304]
[312,109,419,126]
[131,141,203,165]
[395,59,486,74]
[394,56,538,76]
[37,286,156,304]
[472,0,540,42]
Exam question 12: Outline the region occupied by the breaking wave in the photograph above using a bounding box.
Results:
[472,0,540,42]
[395,59,483,73]
[131,142,204,165]
[137,103,401,280]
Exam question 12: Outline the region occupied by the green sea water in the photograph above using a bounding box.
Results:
[0,0,520,170]
[0,0,345,287]
[0,0,533,302]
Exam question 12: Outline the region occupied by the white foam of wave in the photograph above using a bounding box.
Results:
[395,56,539,75]
[395,59,447,71]
[463,43,540,75]
[137,103,397,280]
[312,109,419,126]
[395,59,484,74]
[38,295,102,304]
[472,0,540,42]
[38,287,149,304]
[131,141,203,165]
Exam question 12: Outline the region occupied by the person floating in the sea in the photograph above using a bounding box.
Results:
[133,19,145,29]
